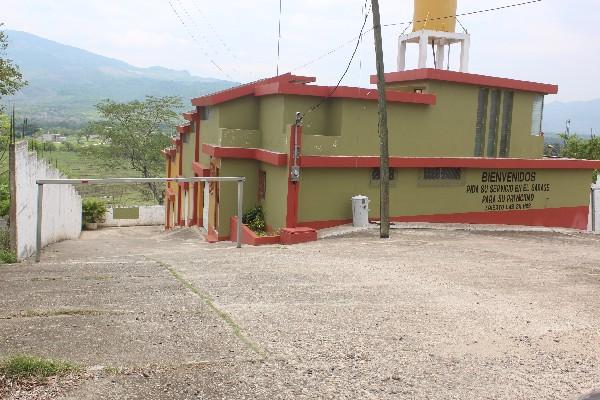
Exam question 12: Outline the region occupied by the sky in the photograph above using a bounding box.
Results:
[2,0,599,102]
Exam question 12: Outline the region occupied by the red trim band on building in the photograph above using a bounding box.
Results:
[299,206,589,231]
[254,81,436,105]
[192,72,435,107]
[372,68,558,95]
[192,161,211,177]
[183,111,198,122]
[176,124,191,134]
[202,144,287,166]
[299,156,600,170]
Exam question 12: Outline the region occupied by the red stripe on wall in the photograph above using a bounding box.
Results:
[300,156,600,170]
[299,206,589,231]
[390,206,590,230]
[286,125,302,228]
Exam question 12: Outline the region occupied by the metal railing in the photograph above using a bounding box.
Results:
[35,177,245,262]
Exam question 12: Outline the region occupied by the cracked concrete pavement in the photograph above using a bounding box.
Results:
[1,225,600,399]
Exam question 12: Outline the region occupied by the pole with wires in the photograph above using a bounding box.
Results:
[371,0,390,239]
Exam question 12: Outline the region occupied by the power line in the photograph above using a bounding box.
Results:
[173,0,244,79]
[303,0,371,116]
[188,0,251,79]
[292,0,543,73]
[382,0,542,28]
[167,0,235,81]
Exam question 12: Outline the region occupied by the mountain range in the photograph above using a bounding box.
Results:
[2,30,599,135]
[3,30,236,128]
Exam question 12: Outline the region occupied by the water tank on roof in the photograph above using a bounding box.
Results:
[413,0,457,33]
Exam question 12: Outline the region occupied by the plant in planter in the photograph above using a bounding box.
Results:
[82,199,107,230]
[242,206,266,236]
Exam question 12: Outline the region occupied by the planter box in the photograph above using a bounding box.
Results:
[230,217,281,246]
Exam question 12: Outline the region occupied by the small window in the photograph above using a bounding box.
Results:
[371,168,396,181]
[424,168,462,180]
[414,88,423,94]
[182,133,189,143]
[258,170,266,201]
[200,106,211,121]
[531,95,544,135]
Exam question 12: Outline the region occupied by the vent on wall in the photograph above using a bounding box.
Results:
[424,168,462,180]
[499,92,514,157]
[474,88,489,157]
[474,89,515,158]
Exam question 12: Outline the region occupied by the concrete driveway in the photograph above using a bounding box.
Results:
[1,225,600,399]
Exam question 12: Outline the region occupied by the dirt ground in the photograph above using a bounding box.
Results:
[1,225,600,399]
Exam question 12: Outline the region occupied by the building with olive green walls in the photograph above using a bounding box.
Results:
[162,70,599,243]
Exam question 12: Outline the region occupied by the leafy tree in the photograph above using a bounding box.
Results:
[0,24,27,107]
[559,133,600,182]
[86,96,182,204]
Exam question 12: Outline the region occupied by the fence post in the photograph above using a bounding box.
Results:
[35,184,44,263]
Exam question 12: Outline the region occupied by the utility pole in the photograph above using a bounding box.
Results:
[371,0,390,238]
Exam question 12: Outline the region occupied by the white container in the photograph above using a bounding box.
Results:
[352,195,370,228]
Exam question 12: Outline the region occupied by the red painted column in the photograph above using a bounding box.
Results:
[286,123,302,228]
[192,110,201,226]
[166,156,172,229]
[177,139,183,226]
[195,108,201,163]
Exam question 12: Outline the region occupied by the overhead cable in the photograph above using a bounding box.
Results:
[303,0,371,117]
[167,0,235,81]
[292,0,543,72]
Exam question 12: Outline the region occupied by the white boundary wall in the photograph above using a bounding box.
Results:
[590,182,599,233]
[10,142,82,260]
[101,206,164,227]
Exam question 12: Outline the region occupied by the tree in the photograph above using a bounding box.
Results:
[0,24,27,107]
[86,96,183,204]
[559,132,600,182]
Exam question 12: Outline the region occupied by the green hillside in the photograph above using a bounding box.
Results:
[3,30,237,128]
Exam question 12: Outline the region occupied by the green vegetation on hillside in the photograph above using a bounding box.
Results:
[35,141,160,206]
[4,29,235,128]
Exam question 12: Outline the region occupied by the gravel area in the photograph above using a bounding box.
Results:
[1,225,600,399]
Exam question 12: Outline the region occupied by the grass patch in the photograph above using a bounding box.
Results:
[104,366,122,375]
[0,355,79,379]
[0,250,17,264]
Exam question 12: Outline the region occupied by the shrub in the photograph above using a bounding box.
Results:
[0,183,9,217]
[0,230,9,250]
[0,250,16,264]
[0,355,79,379]
[242,206,266,235]
[82,198,107,224]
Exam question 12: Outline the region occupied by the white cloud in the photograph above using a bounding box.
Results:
[1,0,598,101]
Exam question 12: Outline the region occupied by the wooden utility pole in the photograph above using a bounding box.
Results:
[371,0,390,238]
